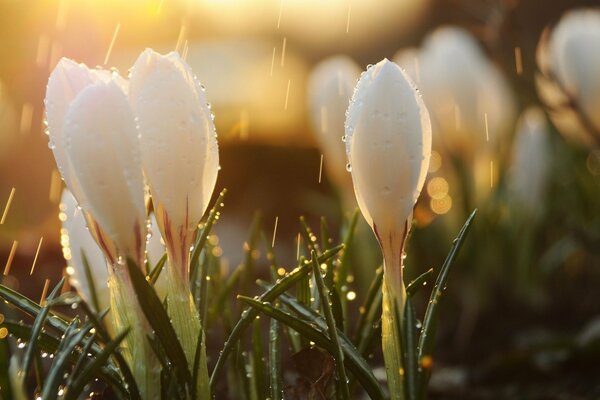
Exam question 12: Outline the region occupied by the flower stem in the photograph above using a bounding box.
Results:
[109,266,160,400]
[382,267,406,400]
[166,248,210,399]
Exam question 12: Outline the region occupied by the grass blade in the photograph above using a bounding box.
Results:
[64,328,130,400]
[401,298,417,400]
[209,245,344,391]
[189,188,227,282]
[311,250,350,399]
[268,316,283,400]
[416,210,477,397]
[41,322,93,400]
[238,296,384,400]
[148,254,167,285]
[353,266,383,343]
[406,268,434,298]
[22,278,64,374]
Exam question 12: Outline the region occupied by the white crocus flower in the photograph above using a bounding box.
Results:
[308,56,360,207]
[508,107,552,215]
[46,59,159,400]
[130,49,219,275]
[129,49,215,396]
[536,8,600,147]
[345,59,431,399]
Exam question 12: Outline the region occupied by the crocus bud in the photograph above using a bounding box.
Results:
[308,56,360,205]
[130,49,219,277]
[129,50,215,394]
[345,59,431,399]
[508,107,552,215]
[346,59,431,253]
[536,9,600,147]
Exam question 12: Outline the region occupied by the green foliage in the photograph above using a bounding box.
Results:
[0,190,476,399]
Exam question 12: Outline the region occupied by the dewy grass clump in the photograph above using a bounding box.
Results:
[0,51,476,399]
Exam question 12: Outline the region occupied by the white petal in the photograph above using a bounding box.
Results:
[130,49,219,232]
[61,190,110,313]
[45,58,96,197]
[346,59,431,235]
[63,81,146,261]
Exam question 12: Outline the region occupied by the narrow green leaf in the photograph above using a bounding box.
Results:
[192,329,205,400]
[299,216,320,254]
[2,321,127,397]
[149,253,167,285]
[78,302,141,400]
[41,322,93,400]
[401,299,417,400]
[252,318,267,399]
[353,266,383,349]
[125,259,191,388]
[0,283,70,333]
[189,188,227,282]
[81,251,101,312]
[336,210,359,320]
[416,210,477,397]
[311,250,350,399]
[209,244,344,391]
[64,328,130,400]
[69,332,97,379]
[406,268,434,298]
[22,278,65,374]
[238,296,384,400]
[268,317,283,400]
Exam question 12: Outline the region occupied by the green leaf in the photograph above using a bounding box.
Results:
[353,267,383,354]
[125,258,191,389]
[81,251,101,312]
[0,282,70,333]
[336,210,360,330]
[401,299,417,400]
[209,244,344,391]
[2,321,128,397]
[311,250,350,399]
[148,253,167,285]
[41,322,93,400]
[268,316,283,400]
[258,286,385,399]
[22,278,65,374]
[189,188,227,282]
[416,209,477,397]
[252,318,267,399]
[238,296,384,400]
[77,302,140,400]
[406,268,434,298]
[64,328,130,400]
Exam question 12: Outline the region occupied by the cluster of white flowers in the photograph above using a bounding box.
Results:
[46,49,218,399]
